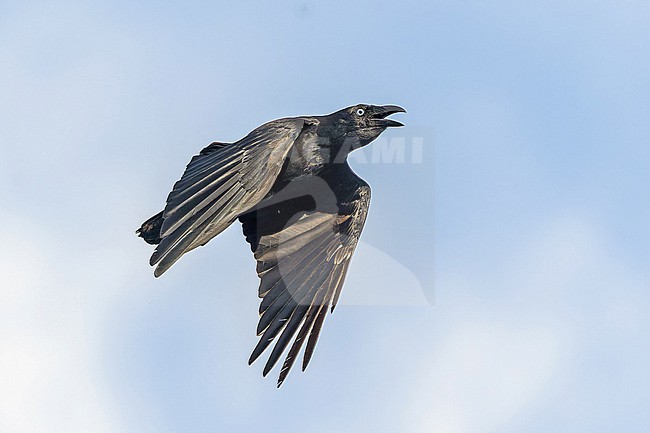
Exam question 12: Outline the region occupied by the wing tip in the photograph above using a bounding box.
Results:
[153,265,165,278]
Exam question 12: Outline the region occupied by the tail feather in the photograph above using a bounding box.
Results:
[136,211,164,245]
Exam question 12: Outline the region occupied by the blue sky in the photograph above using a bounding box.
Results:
[1,1,649,432]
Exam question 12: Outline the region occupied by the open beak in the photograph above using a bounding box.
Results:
[370,105,406,128]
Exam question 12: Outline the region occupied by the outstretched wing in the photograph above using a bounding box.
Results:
[150,118,307,277]
[240,179,371,386]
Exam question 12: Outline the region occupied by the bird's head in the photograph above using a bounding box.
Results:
[322,104,406,150]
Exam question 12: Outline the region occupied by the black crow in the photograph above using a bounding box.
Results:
[137,104,405,386]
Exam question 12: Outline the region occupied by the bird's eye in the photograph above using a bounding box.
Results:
[356,108,365,116]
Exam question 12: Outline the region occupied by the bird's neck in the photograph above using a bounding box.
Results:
[324,135,366,165]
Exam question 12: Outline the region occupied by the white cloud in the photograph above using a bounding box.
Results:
[403,212,649,433]
[406,324,559,433]
[0,212,119,433]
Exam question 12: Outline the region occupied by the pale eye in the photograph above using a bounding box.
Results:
[356,108,365,116]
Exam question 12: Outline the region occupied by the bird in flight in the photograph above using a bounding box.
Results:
[137,104,405,386]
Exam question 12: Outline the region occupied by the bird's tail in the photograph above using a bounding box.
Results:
[136,211,164,245]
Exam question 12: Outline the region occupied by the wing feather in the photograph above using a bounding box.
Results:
[149,118,306,276]
[240,181,371,386]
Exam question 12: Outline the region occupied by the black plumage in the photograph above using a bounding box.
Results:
[137,104,405,386]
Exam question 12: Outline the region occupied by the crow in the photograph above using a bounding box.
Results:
[137,104,405,386]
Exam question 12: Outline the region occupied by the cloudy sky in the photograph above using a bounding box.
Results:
[1,1,649,432]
